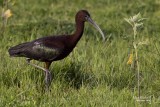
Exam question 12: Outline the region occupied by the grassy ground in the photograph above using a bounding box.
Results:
[0,0,160,106]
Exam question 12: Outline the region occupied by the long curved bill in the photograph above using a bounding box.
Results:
[86,17,105,41]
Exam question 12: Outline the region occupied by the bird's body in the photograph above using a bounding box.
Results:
[8,10,105,89]
[9,35,74,62]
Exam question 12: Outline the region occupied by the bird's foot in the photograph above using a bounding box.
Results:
[45,69,52,90]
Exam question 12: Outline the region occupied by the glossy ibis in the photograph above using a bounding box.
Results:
[8,10,105,89]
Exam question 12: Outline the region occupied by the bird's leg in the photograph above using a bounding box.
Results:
[26,58,46,71]
[26,58,52,90]
[44,62,52,90]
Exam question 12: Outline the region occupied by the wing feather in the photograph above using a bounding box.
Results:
[31,41,61,61]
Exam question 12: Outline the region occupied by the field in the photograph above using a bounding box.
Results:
[0,0,160,106]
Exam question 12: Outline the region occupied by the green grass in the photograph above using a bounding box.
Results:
[1,0,160,106]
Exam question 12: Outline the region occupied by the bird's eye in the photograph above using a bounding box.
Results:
[85,15,88,20]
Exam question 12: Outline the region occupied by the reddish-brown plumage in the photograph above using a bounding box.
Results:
[8,10,105,88]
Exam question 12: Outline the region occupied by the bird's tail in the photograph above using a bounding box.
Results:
[8,42,29,57]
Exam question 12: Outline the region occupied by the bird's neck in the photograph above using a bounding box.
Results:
[71,21,84,45]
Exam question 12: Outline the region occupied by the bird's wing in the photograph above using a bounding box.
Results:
[9,36,67,61]
[31,41,63,61]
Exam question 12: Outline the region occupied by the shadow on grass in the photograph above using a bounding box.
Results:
[52,62,98,90]
[9,61,98,91]
[2,60,137,92]
[2,62,136,91]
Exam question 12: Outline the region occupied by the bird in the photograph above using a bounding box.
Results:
[8,10,105,89]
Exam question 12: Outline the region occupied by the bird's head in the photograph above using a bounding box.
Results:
[76,10,105,41]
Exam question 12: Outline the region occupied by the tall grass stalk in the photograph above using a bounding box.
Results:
[125,13,150,102]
